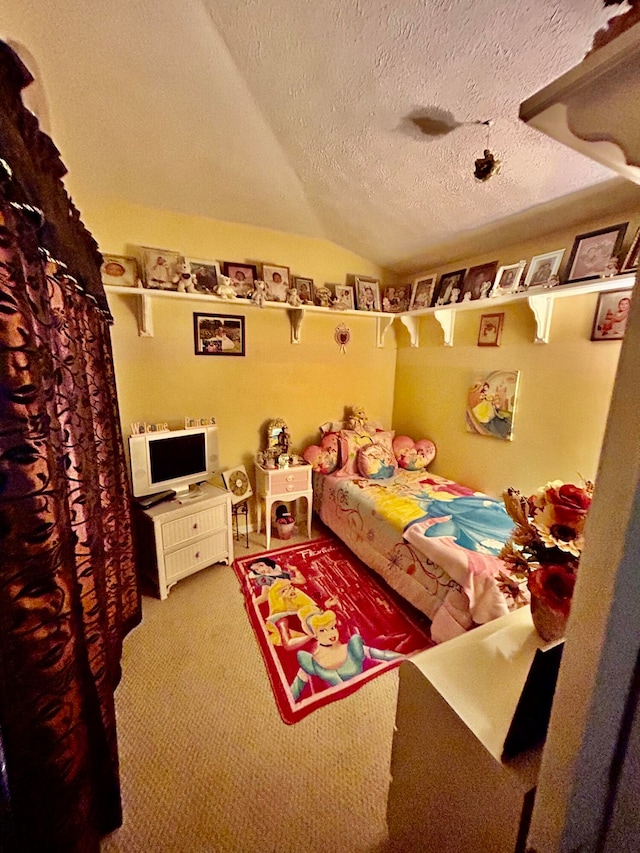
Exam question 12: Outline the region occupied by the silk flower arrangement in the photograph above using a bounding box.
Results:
[499,480,593,641]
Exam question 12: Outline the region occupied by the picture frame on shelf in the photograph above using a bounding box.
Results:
[590,289,633,341]
[433,269,466,306]
[492,260,526,297]
[262,264,290,302]
[222,262,257,298]
[194,312,246,356]
[100,254,139,288]
[293,276,315,304]
[524,249,565,289]
[460,261,499,302]
[409,274,437,310]
[381,284,410,313]
[621,226,640,273]
[334,284,355,310]
[354,276,381,311]
[565,223,628,283]
[187,258,221,295]
[140,246,181,290]
[477,313,504,347]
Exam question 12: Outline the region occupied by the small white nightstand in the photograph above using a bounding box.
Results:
[254,462,312,549]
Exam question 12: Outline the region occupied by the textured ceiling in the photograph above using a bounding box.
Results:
[0,0,624,270]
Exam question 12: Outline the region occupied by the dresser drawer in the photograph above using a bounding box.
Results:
[164,531,229,583]
[161,502,227,550]
[268,467,311,495]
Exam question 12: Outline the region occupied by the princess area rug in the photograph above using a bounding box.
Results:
[233,536,434,724]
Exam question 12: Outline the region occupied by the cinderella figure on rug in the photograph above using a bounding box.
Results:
[289,606,402,701]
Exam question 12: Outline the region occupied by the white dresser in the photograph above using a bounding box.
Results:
[254,462,312,549]
[133,483,233,599]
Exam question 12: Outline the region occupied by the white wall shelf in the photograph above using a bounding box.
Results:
[105,273,636,347]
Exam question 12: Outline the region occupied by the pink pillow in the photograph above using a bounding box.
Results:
[335,429,395,478]
[357,444,397,479]
[302,432,339,474]
[392,435,436,470]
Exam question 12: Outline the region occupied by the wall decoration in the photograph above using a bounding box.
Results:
[591,289,633,341]
[466,369,520,441]
[460,261,499,302]
[222,465,253,504]
[477,313,504,347]
[334,323,351,353]
[140,246,181,290]
[409,274,437,310]
[524,249,565,289]
[184,417,216,428]
[262,264,290,302]
[354,276,381,311]
[293,276,315,304]
[381,284,410,313]
[492,260,526,297]
[187,258,221,294]
[433,269,466,306]
[621,226,640,273]
[222,262,257,298]
[100,254,139,288]
[334,284,355,310]
[565,223,628,283]
[193,313,245,356]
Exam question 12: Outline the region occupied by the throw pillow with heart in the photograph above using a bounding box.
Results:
[392,435,436,471]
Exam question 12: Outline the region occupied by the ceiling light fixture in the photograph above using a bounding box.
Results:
[473,119,501,182]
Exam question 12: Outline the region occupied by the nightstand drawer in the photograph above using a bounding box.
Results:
[268,468,311,495]
[161,502,227,550]
[164,531,229,582]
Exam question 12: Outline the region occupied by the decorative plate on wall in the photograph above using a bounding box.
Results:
[222,465,253,504]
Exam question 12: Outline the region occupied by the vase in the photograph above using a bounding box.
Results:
[530,593,568,643]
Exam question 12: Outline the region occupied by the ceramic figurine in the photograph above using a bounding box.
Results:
[215,274,237,299]
[543,274,560,289]
[286,286,302,307]
[602,256,620,278]
[251,280,267,307]
[173,259,197,293]
[315,286,332,308]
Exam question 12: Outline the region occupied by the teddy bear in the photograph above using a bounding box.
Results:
[173,259,197,293]
[347,405,368,433]
[214,274,237,299]
[251,280,268,307]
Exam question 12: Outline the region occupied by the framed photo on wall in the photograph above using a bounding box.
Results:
[477,313,504,347]
[433,269,466,306]
[100,254,139,288]
[334,284,355,310]
[590,289,633,341]
[262,264,290,302]
[140,246,181,290]
[409,274,437,310]
[187,258,221,295]
[222,262,257,298]
[565,223,628,283]
[194,313,245,356]
[492,260,526,297]
[381,284,409,313]
[460,261,499,302]
[621,226,640,273]
[293,276,315,304]
[524,249,565,289]
[354,276,381,311]
[466,369,520,441]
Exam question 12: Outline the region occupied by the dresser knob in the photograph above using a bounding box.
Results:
[286,485,293,492]
[193,523,198,529]
[195,551,200,559]
[286,475,293,481]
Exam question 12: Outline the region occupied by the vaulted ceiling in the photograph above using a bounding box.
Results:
[0,0,631,272]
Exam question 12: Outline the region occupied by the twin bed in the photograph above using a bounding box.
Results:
[305,420,527,643]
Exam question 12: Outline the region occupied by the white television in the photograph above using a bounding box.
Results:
[129,426,219,498]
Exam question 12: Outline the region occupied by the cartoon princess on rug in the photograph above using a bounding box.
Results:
[289,606,402,701]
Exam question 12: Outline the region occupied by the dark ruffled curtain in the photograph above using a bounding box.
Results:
[0,51,141,851]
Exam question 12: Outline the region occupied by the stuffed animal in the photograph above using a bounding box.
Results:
[286,286,302,307]
[251,280,267,307]
[173,260,197,293]
[347,405,368,433]
[215,274,237,299]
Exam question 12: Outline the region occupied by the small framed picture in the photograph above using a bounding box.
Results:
[409,274,437,310]
[460,261,499,302]
[140,246,181,290]
[187,258,221,295]
[492,260,526,297]
[524,249,565,289]
[355,277,381,311]
[566,223,628,283]
[334,284,355,310]
[222,262,257,298]
[433,269,466,306]
[590,289,633,341]
[621,227,640,273]
[194,313,245,356]
[262,264,290,302]
[380,285,410,313]
[478,312,505,347]
[293,276,315,304]
[100,254,139,288]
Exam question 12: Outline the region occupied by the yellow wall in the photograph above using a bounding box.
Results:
[84,198,396,480]
[392,207,639,497]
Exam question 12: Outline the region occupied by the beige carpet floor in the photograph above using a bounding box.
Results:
[101,521,400,853]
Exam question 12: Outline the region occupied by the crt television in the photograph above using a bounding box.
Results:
[129,426,219,498]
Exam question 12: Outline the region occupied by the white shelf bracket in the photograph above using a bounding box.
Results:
[433,309,455,347]
[288,307,304,344]
[138,292,154,337]
[398,314,419,347]
[527,294,554,344]
[376,316,394,347]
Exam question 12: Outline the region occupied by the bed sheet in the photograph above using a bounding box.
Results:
[314,469,527,642]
